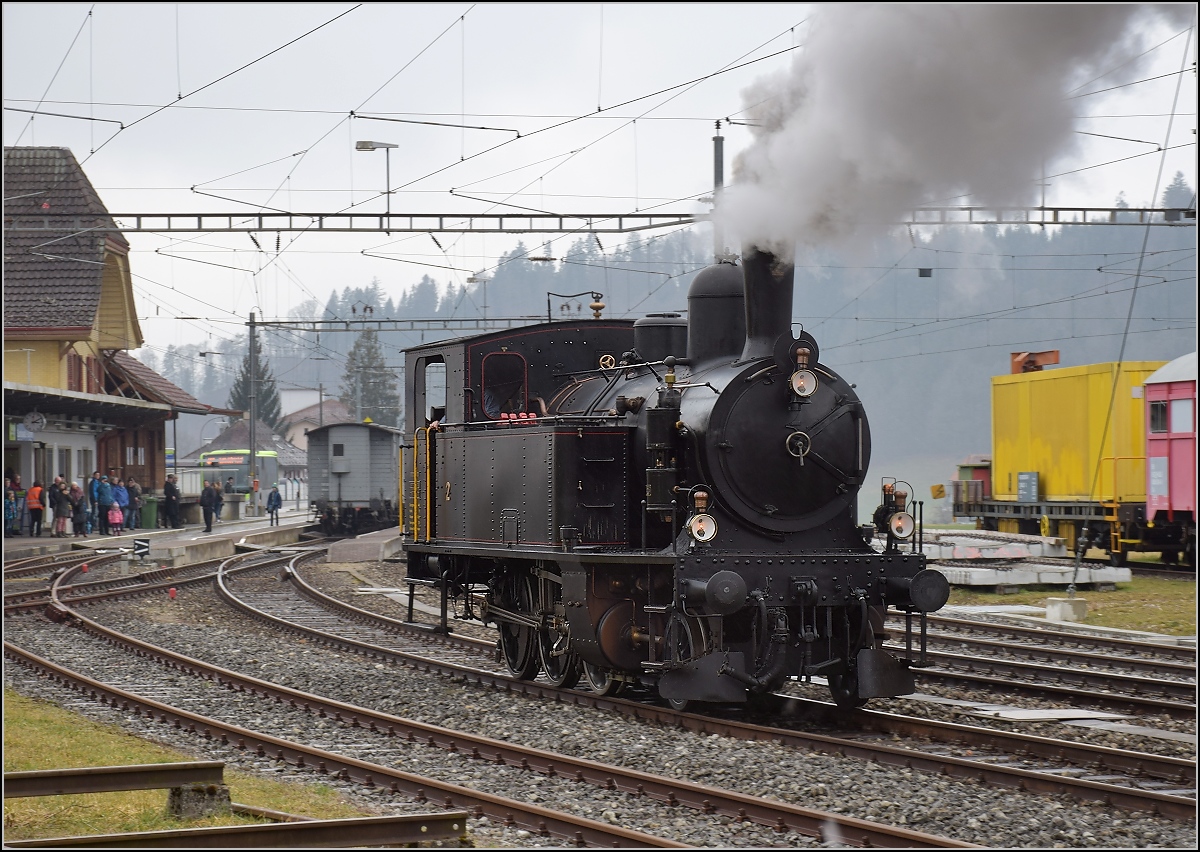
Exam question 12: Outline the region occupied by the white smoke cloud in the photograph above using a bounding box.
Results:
[716,3,1192,258]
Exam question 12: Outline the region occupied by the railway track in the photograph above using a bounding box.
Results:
[4,555,974,848]
[890,613,1197,662]
[215,553,1197,821]
[5,544,1195,845]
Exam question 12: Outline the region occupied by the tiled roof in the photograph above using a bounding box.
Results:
[180,418,307,467]
[280,397,356,426]
[3,146,128,329]
[110,352,211,414]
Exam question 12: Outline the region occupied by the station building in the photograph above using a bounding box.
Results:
[3,146,228,518]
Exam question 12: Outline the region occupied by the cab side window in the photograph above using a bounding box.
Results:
[482,352,527,419]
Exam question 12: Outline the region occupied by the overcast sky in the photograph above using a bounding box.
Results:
[4,3,1196,352]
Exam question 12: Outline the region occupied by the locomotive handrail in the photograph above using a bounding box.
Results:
[415,429,424,544]
[412,426,437,542]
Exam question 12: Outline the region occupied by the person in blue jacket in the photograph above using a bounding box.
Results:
[87,471,102,534]
[265,484,283,526]
[96,475,114,535]
[111,479,130,535]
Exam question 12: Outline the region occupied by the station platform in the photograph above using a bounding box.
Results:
[2,507,314,567]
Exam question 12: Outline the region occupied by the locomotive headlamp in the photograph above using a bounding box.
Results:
[889,511,916,540]
[789,369,818,398]
[687,513,718,543]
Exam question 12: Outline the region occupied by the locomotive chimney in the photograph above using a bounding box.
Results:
[740,246,795,362]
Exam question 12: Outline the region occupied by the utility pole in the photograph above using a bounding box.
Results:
[248,312,257,518]
[355,371,362,422]
[713,119,725,262]
[318,382,324,427]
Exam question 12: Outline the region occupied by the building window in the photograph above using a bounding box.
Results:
[1149,401,1168,433]
[57,448,72,485]
[67,353,84,391]
[333,444,345,456]
[1170,398,1194,434]
[86,357,101,393]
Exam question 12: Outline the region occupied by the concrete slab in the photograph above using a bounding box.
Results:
[926,562,1131,589]
[966,708,1129,722]
[327,528,404,563]
[1046,596,1088,622]
[942,604,1045,615]
[1061,720,1199,745]
[918,530,1069,560]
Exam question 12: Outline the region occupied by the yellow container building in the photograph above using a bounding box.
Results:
[991,361,1166,505]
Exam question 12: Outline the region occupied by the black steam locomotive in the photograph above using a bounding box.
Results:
[402,248,948,710]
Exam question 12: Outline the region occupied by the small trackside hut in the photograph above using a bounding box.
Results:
[307,421,402,535]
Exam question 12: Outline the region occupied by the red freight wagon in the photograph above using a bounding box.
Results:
[1144,352,1196,566]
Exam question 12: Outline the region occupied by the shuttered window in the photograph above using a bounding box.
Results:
[67,352,83,391]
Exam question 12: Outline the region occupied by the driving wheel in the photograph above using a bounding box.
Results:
[498,572,539,680]
[582,661,623,696]
[538,577,580,688]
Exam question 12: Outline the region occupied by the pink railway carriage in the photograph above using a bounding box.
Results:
[1144,352,1197,567]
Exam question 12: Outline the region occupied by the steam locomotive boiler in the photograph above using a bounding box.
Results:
[403,247,949,710]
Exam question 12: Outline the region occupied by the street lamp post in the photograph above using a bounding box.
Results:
[248,312,258,518]
[356,140,398,234]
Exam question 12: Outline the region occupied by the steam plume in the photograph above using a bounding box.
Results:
[716,4,1191,258]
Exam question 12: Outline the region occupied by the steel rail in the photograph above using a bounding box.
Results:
[3,762,226,798]
[901,614,1197,661]
[904,648,1197,705]
[0,642,695,849]
[3,551,120,581]
[4,814,468,848]
[5,558,223,612]
[236,554,1198,822]
[885,633,1196,680]
[5,608,975,849]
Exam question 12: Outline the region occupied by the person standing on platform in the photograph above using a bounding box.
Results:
[125,477,142,530]
[112,479,129,535]
[96,475,113,535]
[163,474,182,529]
[217,476,234,522]
[200,480,218,533]
[6,488,20,537]
[266,484,282,526]
[26,481,45,537]
[69,482,86,537]
[52,482,71,537]
[87,471,101,535]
